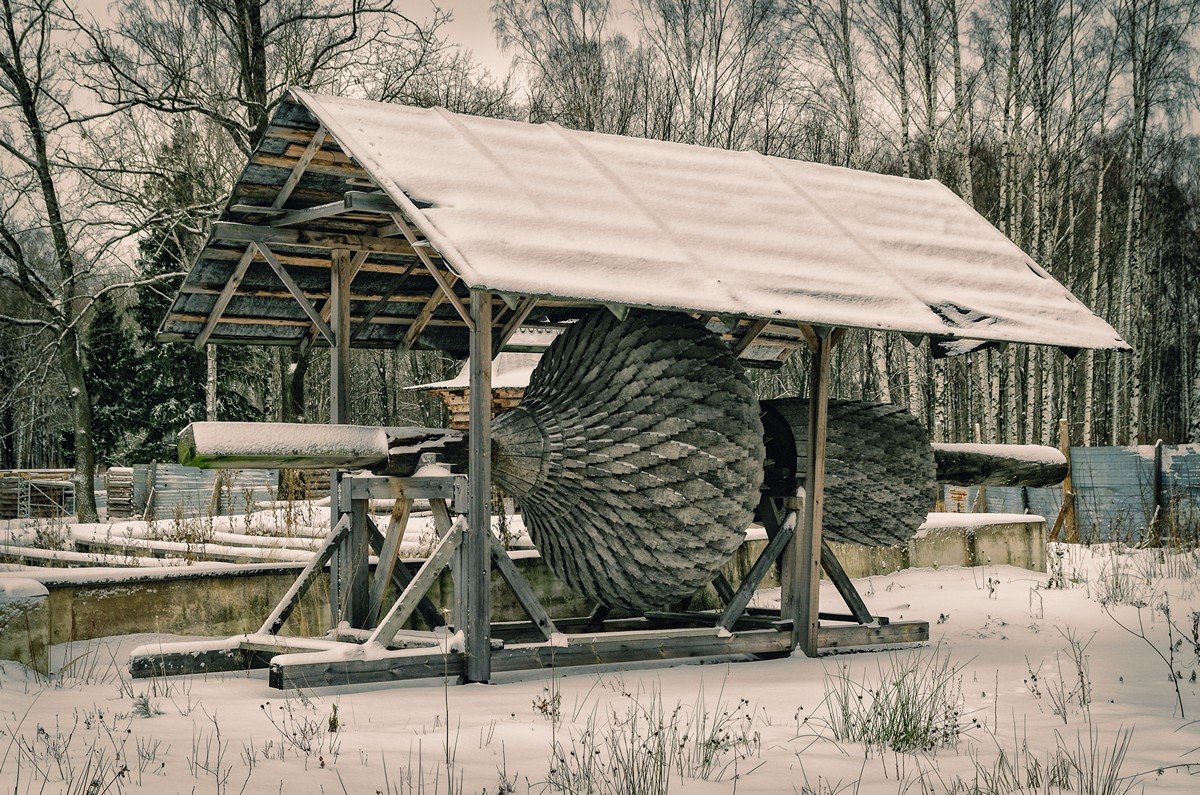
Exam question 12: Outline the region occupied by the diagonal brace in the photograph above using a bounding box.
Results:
[260,515,351,635]
[256,242,335,344]
[719,513,797,631]
[368,518,463,647]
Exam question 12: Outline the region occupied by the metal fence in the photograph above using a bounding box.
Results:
[105,464,279,521]
[944,444,1200,542]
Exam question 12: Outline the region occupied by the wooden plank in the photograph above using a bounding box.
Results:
[820,540,873,625]
[260,515,351,635]
[211,222,421,256]
[365,516,445,629]
[817,620,928,649]
[369,499,411,624]
[273,126,326,208]
[719,518,795,631]
[268,627,794,689]
[194,246,256,349]
[256,243,335,343]
[795,330,832,656]
[367,520,462,646]
[132,645,260,678]
[489,534,558,640]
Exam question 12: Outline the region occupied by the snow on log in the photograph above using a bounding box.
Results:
[179,422,466,475]
[932,443,1067,487]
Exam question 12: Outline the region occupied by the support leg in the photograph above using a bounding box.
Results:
[462,290,492,682]
[793,329,832,656]
[820,541,874,625]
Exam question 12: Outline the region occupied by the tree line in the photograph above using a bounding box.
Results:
[0,0,1197,521]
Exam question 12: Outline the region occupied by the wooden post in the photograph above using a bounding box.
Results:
[794,329,832,656]
[328,249,356,626]
[1050,418,1078,543]
[1150,438,1164,546]
[462,290,492,682]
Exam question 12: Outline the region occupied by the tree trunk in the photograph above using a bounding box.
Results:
[60,332,98,522]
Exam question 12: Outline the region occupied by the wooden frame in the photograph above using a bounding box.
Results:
[131,306,927,689]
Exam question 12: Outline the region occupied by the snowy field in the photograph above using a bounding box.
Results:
[0,544,1197,793]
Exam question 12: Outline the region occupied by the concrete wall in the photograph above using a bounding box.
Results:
[0,517,1045,672]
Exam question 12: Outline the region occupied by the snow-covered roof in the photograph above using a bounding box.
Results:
[158,90,1127,355]
[410,352,541,392]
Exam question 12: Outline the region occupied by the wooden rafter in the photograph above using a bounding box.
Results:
[732,318,770,355]
[256,242,335,344]
[350,259,420,341]
[297,250,368,358]
[495,296,537,352]
[194,245,256,349]
[388,212,472,329]
[211,222,420,256]
[272,126,327,208]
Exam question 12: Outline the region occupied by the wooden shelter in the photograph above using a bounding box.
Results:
[138,90,1127,688]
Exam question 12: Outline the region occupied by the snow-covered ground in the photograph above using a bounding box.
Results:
[0,544,1197,793]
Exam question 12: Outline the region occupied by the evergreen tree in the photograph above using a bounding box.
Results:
[84,293,140,464]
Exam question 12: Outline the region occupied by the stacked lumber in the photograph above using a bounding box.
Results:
[105,467,135,518]
[0,469,74,519]
[436,387,525,430]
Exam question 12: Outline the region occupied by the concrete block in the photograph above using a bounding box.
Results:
[0,579,49,673]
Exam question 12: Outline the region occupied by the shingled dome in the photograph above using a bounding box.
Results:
[159,89,1127,357]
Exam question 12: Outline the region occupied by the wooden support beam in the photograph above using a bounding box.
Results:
[388,212,472,329]
[194,246,256,349]
[256,243,335,344]
[328,249,352,627]
[298,250,368,359]
[273,126,326,208]
[369,499,411,624]
[368,520,462,646]
[711,572,736,605]
[462,290,493,682]
[365,516,445,629]
[794,329,832,656]
[719,517,795,631]
[820,541,873,625]
[732,318,770,355]
[211,222,421,256]
[489,535,557,640]
[268,626,795,689]
[260,515,351,635]
[495,296,537,354]
[350,261,420,341]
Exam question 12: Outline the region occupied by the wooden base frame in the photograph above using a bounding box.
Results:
[128,473,928,688]
[129,304,929,689]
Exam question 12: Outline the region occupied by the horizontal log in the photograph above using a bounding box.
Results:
[178,421,466,476]
[933,443,1068,487]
